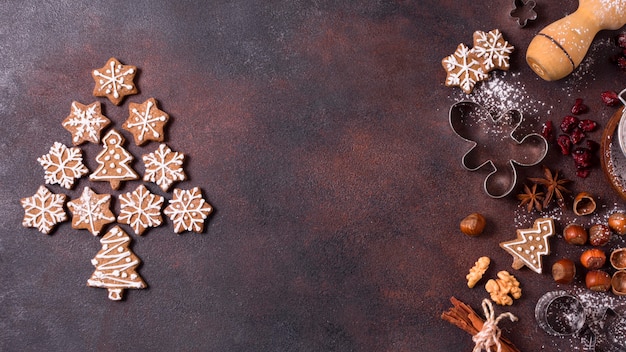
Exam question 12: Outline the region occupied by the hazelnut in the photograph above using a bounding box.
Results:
[588,224,611,246]
[608,212,626,235]
[563,224,587,245]
[552,258,576,284]
[585,270,611,292]
[460,213,486,237]
[580,248,606,270]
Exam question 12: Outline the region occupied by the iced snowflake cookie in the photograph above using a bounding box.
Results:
[90,129,139,190]
[123,98,169,146]
[164,187,213,233]
[38,142,89,189]
[62,101,111,145]
[92,57,138,105]
[67,186,116,236]
[142,144,186,192]
[20,185,67,234]
[472,29,514,72]
[442,43,488,94]
[118,184,164,236]
[88,226,146,300]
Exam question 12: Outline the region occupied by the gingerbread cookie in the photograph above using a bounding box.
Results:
[62,101,111,145]
[472,29,514,72]
[500,218,555,274]
[142,144,186,192]
[92,57,138,105]
[21,185,67,235]
[123,98,169,146]
[90,129,138,190]
[163,187,213,233]
[118,184,164,236]
[442,43,488,94]
[88,226,146,300]
[38,142,89,189]
[67,186,116,236]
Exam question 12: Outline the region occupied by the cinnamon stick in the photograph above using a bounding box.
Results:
[441,297,521,352]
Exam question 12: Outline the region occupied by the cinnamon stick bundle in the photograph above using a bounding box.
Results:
[441,297,520,352]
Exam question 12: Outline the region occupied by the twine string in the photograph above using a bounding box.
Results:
[472,299,518,352]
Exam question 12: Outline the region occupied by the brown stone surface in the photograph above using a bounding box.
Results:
[3,1,626,351]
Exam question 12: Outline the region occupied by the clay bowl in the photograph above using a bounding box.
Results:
[610,248,626,270]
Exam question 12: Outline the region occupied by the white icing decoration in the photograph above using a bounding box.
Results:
[62,102,110,144]
[442,43,487,94]
[472,29,514,71]
[93,59,135,99]
[90,130,138,185]
[500,218,555,274]
[118,184,164,236]
[127,100,168,141]
[20,185,67,234]
[142,144,185,192]
[163,187,212,233]
[67,187,115,236]
[37,142,89,189]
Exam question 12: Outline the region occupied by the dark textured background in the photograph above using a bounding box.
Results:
[2,0,626,351]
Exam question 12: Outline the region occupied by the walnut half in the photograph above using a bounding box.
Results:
[485,271,522,306]
[466,256,490,288]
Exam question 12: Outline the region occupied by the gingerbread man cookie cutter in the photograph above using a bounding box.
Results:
[510,0,537,28]
[449,101,548,198]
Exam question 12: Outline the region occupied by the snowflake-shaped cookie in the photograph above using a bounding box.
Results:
[62,101,111,145]
[442,43,488,94]
[67,186,116,236]
[118,184,164,236]
[123,98,169,146]
[163,187,213,234]
[472,29,514,72]
[92,57,138,105]
[20,185,67,234]
[142,144,186,192]
[37,142,89,189]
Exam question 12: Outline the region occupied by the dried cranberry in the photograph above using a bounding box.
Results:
[571,98,589,115]
[618,57,626,71]
[601,91,620,106]
[560,115,579,133]
[578,119,598,132]
[557,134,572,155]
[570,128,586,144]
[587,139,600,153]
[577,168,591,178]
[572,147,593,169]
[541,120,554,141]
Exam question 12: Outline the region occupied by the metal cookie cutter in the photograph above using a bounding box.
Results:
[449,101,548,198]
[510,0,537,27]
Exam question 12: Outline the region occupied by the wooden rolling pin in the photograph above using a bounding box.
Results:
[526,0,626,81]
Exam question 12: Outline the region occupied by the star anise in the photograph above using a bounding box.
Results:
[529,166,571,209]
[517,183,544,212]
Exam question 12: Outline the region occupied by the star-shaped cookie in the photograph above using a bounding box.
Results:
[92,57,138,105]
[67,186,116,236]
[62,101,111,145]
[123,98,169,146]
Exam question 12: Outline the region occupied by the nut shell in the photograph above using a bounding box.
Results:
[610,248,626,270]
[573,192,596,216]
[585,270,611,292]
[608,212,626,235]
[460,213,486,236]
[611,270,626,296]
[580,248,606,270]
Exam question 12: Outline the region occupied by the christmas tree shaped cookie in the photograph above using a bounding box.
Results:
[500,218,554,274]
[87,226,146,300]
[90,129,138,190]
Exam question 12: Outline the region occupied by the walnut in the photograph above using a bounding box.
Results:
[485,271,522,306]
[466,256,490,288]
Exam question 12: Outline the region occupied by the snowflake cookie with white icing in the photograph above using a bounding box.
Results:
[62,101,111,145]
[123,98,169,146]
[118,184,164,236]
[90,129,139,190]
[472,29,514,72]
[38,142,89,189]
[92,57,138,105]
[442,43,488,94]
[142,143,186,192]
[20,185,67,235]
[67,186,116,236]
[164,187,213,234]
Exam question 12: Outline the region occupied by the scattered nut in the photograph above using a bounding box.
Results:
[460,213,486,237]
[580,248,606,270]
[588,224,611,246]
[466,256,490,288]
[585,270,611,292]
[573,192,596,216]
[485,270,522,306]
[563,224,587,245]
[552,258,576,284]
[608,212,626,235]
[611,270,626,296]
[610,248,626,270]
